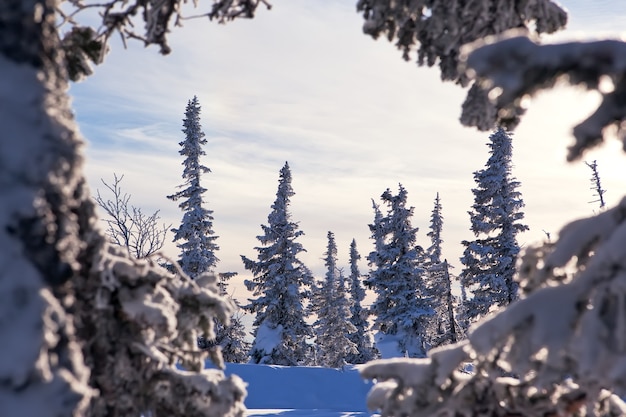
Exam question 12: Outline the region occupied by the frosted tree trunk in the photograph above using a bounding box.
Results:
[0,0,94,414]
[1,1,246,416]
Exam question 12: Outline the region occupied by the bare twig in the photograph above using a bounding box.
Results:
[95,173,170,258]
[585,160,607,210]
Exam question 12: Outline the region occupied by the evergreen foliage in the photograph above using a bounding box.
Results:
[460,127,528,327]
[208,273,251,364]
[242,162,313,365]
[424,193,458,347]
[367,185,435,358]
[216,312,250,364]
[200,312,250,364]
[167,96,219,278]
[313,232,358,368]
[346,239,378,364]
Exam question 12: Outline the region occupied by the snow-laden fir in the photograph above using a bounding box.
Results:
[346,239,378,364]
[312,231,358,368]
[459,127,528,329]
[168,95,220,277]
[424,193,459,347]
[242,162,314,365]
[367,185,435,358]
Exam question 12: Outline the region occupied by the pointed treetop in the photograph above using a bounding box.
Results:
[278,161,291,184]
[325,231,338,272]
[350,238,361,266]
[276,162,292,197]
[267,161,298,233]
[426,192,444,265]
[484,126,514,171]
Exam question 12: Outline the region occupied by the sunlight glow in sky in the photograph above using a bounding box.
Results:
[70,0,626,301]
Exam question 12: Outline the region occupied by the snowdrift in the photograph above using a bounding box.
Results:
[222,363,372,412]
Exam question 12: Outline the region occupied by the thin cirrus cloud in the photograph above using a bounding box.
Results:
[71,1,626,294]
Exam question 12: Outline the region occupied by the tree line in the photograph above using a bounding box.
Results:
[103,96,528,367]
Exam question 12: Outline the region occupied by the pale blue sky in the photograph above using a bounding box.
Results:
[70,1,626,300]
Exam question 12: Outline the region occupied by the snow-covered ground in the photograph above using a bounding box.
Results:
[220,363,375,417]
[247,412,370,417]
[247,411,370,417]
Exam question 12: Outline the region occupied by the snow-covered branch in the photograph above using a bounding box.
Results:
[461,34,626,160]
[2,1,246,413]
[57,0,272,80]
[81,238,243,415]
[356,0,566,84]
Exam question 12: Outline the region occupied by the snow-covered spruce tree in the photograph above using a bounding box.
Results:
[242,162,314,365]
[168,97,245,362]
[77,247,245,417]
[426,193,444,266]
[313,232,358,368]
[167,96,219,278]
[367,185,435,358]
[346,239,378,364]
[2,1,265,415]
[459,127,528,328]
[425,193,458,347]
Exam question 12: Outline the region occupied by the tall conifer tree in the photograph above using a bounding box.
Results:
[425,193,458,346]
[313,232,357,368]
[367,185,434,358]
[167,96,219,277]
[346,239,378,364]
[426,193,444,265]
[460,127,528,327]
[242,162,313,365]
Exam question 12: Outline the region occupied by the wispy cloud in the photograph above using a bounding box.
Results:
[72,0,626,294]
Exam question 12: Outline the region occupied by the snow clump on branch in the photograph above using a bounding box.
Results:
[461,33,626,161]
